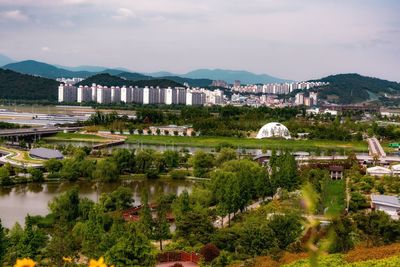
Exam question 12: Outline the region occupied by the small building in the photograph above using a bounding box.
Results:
[371,194,400,220]
[391,164,400,176]
[29,148,64,160]
[366,166,391,177]
[148,125,194,136]
[329,165,344,180]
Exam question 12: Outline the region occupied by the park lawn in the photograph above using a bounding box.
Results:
[126,135,368,152]
[44,132,107,142]
[323,179,346,216]
[0,146,44,164]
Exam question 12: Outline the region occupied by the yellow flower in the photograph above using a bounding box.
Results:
[89,257,108,267]
[63,256,73,263]
[14,258,36,267]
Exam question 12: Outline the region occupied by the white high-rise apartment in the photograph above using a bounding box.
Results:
[58,84,77,102]
[111,86,121,103]
[96,86,112,104]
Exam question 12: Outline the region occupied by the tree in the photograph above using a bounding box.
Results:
[139,190,153,238]
[135,149,154,174]
[270,151,299,193]
[46,222,77,267]
[163,150,179,169]
[175,210,215,246]
[200,243,220,263]
[191,150,215,177]
[152,196,170,250]
[112,149,135,173]
[329,215,356,253]
[0,166,11,186]
[16,216,48,260]
[215,148,237,166]
[238,219,278,256]
[0,219,6,266]
[99,187,133,212]
[28,168,43,182]
[93,160,119,182]
[49,187,80,221]
[60,159,80,181]
[268,214,302,249]
[44,158,62,173]
[105,224,156,267]
[353,210,400,246]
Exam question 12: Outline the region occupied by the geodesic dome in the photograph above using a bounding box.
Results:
[256,122,291,139]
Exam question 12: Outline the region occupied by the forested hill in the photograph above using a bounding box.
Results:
[310,73,400,104]
[3,60,93,79]
[76,73,184,88]
[0,69,58,101]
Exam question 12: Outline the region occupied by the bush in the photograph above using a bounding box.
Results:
[200,243,220,263]
[169,169,190,180]
[146,168,159,179]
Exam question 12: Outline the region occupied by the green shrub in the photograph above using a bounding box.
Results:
[169,169,190,180]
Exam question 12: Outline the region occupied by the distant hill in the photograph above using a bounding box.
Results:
[117,72,152,81]
[55,65,131,73]
[0,69,58,101]
[161,76,212,87]
[0,54,14,67]
[183,69,290,84]
[310,73,400,104]
[148,71,176,77]
[76,73,183,88]
[3,60,93,79]
[116,72,211,87]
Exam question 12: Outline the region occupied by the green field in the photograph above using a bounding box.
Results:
[125,135,368,152]
[44,132,106,141]
[322,179,346,216]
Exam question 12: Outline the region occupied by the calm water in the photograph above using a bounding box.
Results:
[47,140,263,155]
[0,180,194,228]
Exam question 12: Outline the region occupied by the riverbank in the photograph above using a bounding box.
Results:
[125,135,368,152]
[43,132,107,143]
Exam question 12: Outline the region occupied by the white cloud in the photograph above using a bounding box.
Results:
[0,10,29,22]
[41,46,50,52]
[112,8,136,21]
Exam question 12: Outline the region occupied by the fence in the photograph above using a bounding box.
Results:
[157,251,201,264]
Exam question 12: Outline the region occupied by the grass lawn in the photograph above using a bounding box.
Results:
[44,132,107,142]
[322,179,346,216]
[126,135,368,152]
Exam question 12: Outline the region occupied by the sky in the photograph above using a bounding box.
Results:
[0,0,399,81]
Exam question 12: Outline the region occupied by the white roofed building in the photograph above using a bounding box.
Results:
[366,166,392,177]
[256,122,291,139]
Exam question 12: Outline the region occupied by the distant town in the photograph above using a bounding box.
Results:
[58,79,327,107]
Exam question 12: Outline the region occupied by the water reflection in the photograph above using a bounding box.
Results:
[0,179,194,228]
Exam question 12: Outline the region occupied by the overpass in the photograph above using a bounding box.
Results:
[367,137,386,158]
[0,126,81,140]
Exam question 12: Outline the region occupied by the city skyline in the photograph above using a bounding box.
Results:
[0,0,399,81]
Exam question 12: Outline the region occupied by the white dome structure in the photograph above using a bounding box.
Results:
[256,122,291,139]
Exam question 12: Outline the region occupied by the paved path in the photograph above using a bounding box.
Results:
[214,198,267,228]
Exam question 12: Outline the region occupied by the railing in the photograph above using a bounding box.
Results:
[157,251,201,264]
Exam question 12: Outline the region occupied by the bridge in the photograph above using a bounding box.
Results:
[367,137,386,158]
[0,127,81,141]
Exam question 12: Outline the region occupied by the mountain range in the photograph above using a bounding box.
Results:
[0,55,289,85]
[1,55,400,105]
[311,73,400,104]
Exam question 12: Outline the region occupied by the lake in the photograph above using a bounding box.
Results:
[0,179,194,228]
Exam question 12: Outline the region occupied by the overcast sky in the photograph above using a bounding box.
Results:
[0,0,399,81]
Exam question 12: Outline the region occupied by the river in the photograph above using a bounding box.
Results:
[0,179,194,229]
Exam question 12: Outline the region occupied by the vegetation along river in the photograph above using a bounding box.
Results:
[0,179,194,228]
